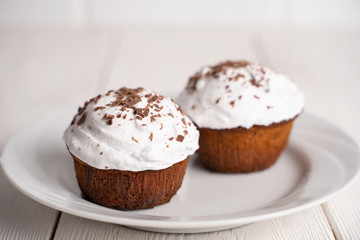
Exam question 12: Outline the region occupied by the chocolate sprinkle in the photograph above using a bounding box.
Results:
[132,137,139,143]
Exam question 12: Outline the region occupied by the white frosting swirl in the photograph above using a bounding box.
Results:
[64,88,199,171]
[177,61,305,129]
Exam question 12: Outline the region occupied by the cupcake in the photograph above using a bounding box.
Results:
[177,61,305,173]
[64,87,199,210]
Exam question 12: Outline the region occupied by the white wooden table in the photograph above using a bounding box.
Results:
[1,26,360,239]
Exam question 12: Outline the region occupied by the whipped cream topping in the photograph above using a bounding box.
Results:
[177,61,305,129]
[64,88,199,171]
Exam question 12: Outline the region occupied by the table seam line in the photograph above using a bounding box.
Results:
[49,211,62,240]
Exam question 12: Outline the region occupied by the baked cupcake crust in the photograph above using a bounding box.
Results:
[198,119,294,172]
[72,153,189,210]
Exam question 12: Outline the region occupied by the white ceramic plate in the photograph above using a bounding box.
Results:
[1,110,360,233]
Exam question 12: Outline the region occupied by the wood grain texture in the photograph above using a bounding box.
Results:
[0,29,111,239]
[0,169,59,240]
[322,180,360,240]
[54,206,334,240]
[0,29,109,152]
[106,30,260,97]
[260,28,360,239]
[259,28,360,145]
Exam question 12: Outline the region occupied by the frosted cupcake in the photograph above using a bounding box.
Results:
[177,61,305,172]
[64,87,199,210]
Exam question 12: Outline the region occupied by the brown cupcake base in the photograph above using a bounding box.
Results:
[71,154,188,210]
[198,119,294,173]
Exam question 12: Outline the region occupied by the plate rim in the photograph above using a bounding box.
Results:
[1,110,360,232]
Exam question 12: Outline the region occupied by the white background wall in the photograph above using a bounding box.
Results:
[0,0,360,28]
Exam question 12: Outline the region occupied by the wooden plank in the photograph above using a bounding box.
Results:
[0,169,59,240]
[55,206,334,240]
[260,27,360,240]
[106,29,259,97]
[0,29,110,239]
[0,29,109,151]
[322,180,360,239]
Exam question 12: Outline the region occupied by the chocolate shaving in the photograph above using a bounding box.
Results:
[134,107,150,118]
[77,112,87,126]
[131,137,139,143]
[185,61,251,93]
[215,97,221,104]
[181,118,187,127]
[150,114,161,122]
[230,101,235,107]
[107,87,143,109]
[177,106,185,116]
[70,87,172,128]
[94,106,105,111]
[169,137,174,141]
[168,113,174,118]
[149,132,153,142]
[254,95,260,99]
[184,130,188,135]
[191,105,196,110]
[89,94,102,104]
[159,123,163,130]
[102,113,115,125]
[250,78,262,88]
[176,135,185,142]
